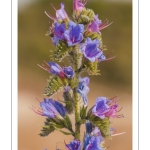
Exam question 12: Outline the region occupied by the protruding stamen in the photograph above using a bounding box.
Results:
[117,106,124,112]
[83,0,88,6]
[111,132,126,136]
[51,3,57,11]
[99,20,113,31]
[101,55,117,62]
[109,95,118,101]
[36,98,41,102]
[37,64,49,72]
[45,11,56,20]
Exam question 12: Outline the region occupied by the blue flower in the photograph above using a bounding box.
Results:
[77,77,90,105]
[92,97,110,119]
[86,121,92,134]
[84,127,103,150]
[32,98,66,118]
[38,62,75,79]
[83,134,91,149]
[47,62,65,78]
[52,22,66,45]
[64,21,84,46]
[97,50,106,62]
[87,15,102,32]
[63,66,74,78]
[80,38,103,62]
[92,96,124,119]
[84,135,103,150]
[45,3,69,21]
[66,139,81,150]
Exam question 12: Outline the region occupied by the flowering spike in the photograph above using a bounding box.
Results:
[32,0,124,149]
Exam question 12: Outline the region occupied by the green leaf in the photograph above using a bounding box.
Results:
[58,130,73,135]
[84,60,100,75]
[63,115,73,129]
[39,118,55,137]
[43,75,64,97]
[89,115,111,138]
[51,41,72,61]
[80,106,88,119]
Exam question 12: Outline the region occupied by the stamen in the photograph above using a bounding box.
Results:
[83,0,88,6]
[111,132,126,136]
[99,20,113,31]
[51,3,57,11]
[36,98,41,102]
[30,107,42,115]
[43,60,50,66]
[101,55,117,62]
[45,11,56,20]
[117,106,123,112]
[109,95,118,101]
[115,114,124,118]
[37,64,49,72]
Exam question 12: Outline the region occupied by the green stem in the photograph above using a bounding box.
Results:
[73,88,80,140]
[73,47,81,140]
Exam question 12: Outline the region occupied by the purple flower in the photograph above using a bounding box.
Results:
[32,98,66,118]
[52,22,66,45]
[73,0,88,12]
[87,15,102,32]
[63,66,74,78]
[44,62,65,78]
[45,3,68,21]
[80,38,103,62]
[66,139,81,150]
[84,126,103,150]
[38,62,75,79]
[84,135,103,150]
[64,21,84,46]
[105,99,124,118]
[99,19,113,31]
[87,15,113,32]
[77,77,90,105]
[48,62,63,75]
[92,96,124,119]
[92,97,110,119]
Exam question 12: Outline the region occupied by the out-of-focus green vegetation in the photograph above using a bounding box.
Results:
[18,0,132,90]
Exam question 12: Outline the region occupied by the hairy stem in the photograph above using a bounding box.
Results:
[73,47,81,140]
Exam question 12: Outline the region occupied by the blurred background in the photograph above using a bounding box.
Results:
[18,0,132,150]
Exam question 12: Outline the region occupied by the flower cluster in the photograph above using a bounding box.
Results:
[45,1,111,64]
[31,0,124,150]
